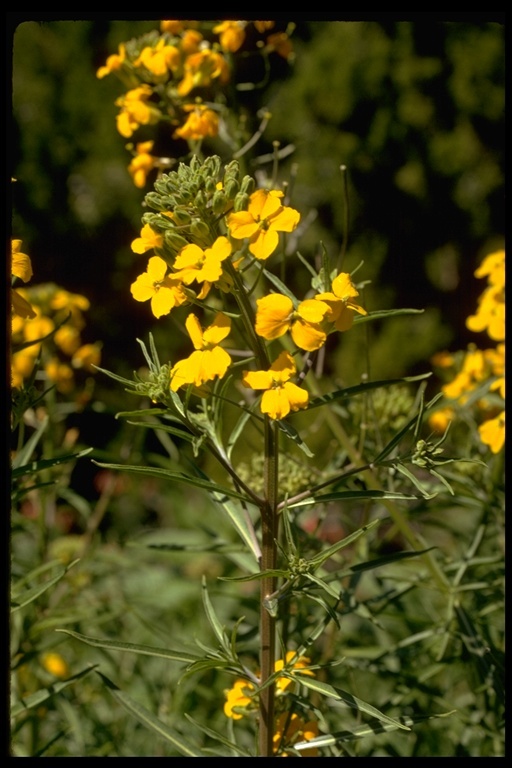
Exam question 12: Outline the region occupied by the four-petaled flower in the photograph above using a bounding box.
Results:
[255,293,329,351]
[130,256,188,318]
[131,223,164,254]
[96,43,126,79]
[227,189,300,261]
[243,351,309,420]
[315,272,367,331]
[173,103,219,141]
[173,236,232,287]
[170,312,232,391]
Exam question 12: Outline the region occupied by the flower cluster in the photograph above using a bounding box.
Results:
[96,20,295,187]
[127,155,367,417]
[223,652,318,756]
[11,240,101,398]
[429,249,505,453]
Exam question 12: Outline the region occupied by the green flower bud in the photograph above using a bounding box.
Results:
[171,207,191,226]
[234,192,250,212]
[212,189,227,215]
[194,190,206,210]
[224,178,240,199]
[205,178,218,195]
[164,230,189,253]
[190,219,210,242]
[240,175,256,195]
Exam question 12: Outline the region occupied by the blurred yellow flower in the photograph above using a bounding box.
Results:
[478,410,505,454]
[243,351,309,420]
[273,712,319,756]
[223,678,255,719]
[213,20,247,52]
[177,48,230,97]
[115,85,160,138]
[128,141,157,188]
[96,43,126,79]
[173,103,219,141]
[41,652,69,679]
[72,343,102,371]
[227,189,300,261]
[134,38,180,79]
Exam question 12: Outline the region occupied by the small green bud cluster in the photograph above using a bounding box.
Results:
[140,155,255,257]
[349,384,416,434]
[237,453,321,497]
[132,363,174,405]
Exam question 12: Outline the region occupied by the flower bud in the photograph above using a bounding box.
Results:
[212,189,227,215]
[240,175,256,195]
[190,219,210,242]
[234,192,250,212]
[164,230,189,252]
[224,178,240,199]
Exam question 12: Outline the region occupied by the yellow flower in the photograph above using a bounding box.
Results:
[11,240,33,283]
[273,712,319,757]
[134,38,180,79]
[275,651,315,693]
[12,288,36,319]
[315,272,367,331]
[128,141,157,188]
[160,20,186,34]
[213,20,247,52]
[177,48,230,97]
[130,256,188,318]
[255,293,329,351]
[131,223,164,254]
[227,189,300,261]
[54,325,81,355]
[223,678,256,719]
[115,85,160,138]
[478,410,505,454]
[243,351,309,420]
[72,343,102,371]
[170,312,232,391]
[173,103,219,141]
[428,406,455,434]
[96,43,126,79]
[266,31,294,61]
[45,358,75,394]
[41,652,70,679]
[173,236,232,287]
[466,249,505,342]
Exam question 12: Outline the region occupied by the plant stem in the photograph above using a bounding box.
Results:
[259,416,279,757]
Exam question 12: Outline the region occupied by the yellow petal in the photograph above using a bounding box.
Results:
[150,286,178,318]
[261,387,291,420]
[270,350,296,379]
[255,294,293,339]
[332,272,359,300]
[282,381,309,411]
[146,256,168,281]
[291,318,326,351]
[267,205,300,233]
[130,273,156,302]
[227,211,259,239]
[249,229,279,260]
[210,236,232,261]
[242,369,274,390]
[185,314,204,350]
[202,313,231,345]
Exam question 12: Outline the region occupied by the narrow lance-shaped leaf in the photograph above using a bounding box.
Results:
[56,629,201,663]
[96,671,202,757]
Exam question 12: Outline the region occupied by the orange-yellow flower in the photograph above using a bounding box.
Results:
[72,343,102,371]
[227,189,300,261]
[131,223,164,254]
[273,712,319,757]
[213,20,247,52]
[466,249,505,342]
[41,652,70,679]
[170,312,232,391]
[177,48,230,97]
[133,38,180,79]
[223,678,255,719]
[115,85,160,138]
[243,351,309,420]
[173,103,219,141]
[173,236,232,287]
[255,293,329,351]
[130,256,188,318]
[96,43,126,79]
[315,272,367,331]
[128,141,157,188]
[11,240,36,318]
[478,410,505,454]
[274,651,315,693]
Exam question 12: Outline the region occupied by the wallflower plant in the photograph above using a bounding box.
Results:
[39,19,502,759]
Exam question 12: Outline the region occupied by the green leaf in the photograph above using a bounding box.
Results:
[201,576,230,653]
[10,665,98,717]
[184,714,252,757]
[55,629,201,663]
[11,559,80,612]
[353,307,425,325]
[276,419,314,457]
[96,671,202,757]
[287,674,410,731]
[294,711,455,751]
[12,447,94,478]
[307,373,431,411]
[308,519,381,568]
[125,419,195,443]
[10,414,49,470]
[289,489,432,511]
[262,268,299,303]
[91,461,253,503]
